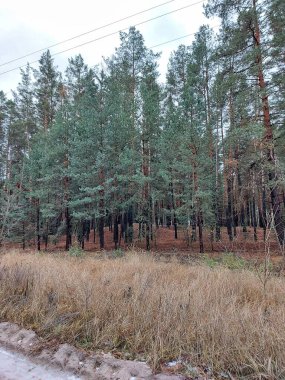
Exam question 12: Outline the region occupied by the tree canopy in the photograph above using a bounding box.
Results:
[1,5,285,252]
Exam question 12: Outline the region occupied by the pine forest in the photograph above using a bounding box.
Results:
[1,0,285,254]
[1,0,285,378]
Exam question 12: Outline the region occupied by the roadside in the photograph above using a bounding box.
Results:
[0,346,79,380]
[0,322,185,380]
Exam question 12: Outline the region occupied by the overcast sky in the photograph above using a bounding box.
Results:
[1,0,218,97]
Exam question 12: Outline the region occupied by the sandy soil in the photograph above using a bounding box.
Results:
[0,322,185,380]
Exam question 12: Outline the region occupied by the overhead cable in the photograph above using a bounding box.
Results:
[0,0,206,77]
[0,0,175,68]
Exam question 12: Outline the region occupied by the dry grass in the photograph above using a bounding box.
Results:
[0,250,285,378]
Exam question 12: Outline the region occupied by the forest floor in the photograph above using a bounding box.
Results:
[59,225,282,257]
[0,248,285,379]
[9,225,284,267]
[6,224,285,272]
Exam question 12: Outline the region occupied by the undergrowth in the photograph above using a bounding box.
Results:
[202,252,248,270]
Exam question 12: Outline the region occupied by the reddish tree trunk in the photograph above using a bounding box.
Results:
[252,0,284,247]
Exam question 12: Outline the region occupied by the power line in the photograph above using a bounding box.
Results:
[150,25,219,49]
[51,1,205,57]
[0,0,175,68]
[0,0,206,77]
[151,33,198,49]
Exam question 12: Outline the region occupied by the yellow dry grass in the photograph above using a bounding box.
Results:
[0,250,285,378]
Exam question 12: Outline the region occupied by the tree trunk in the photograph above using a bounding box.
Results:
[252,197,258,241]
[85,220,90,242]
[22,222,26,250]
[99,216,104,249]
[197,209,204,253]
[128,206,133,244]
[93,219,96,243]
[44,221,49,250]
[98,168,105,249]
[146,219,150,251]
[36,200,41,251]
[113,213,119,249]
[65,206,72,250]
[192,146,204,253]
[262,186,267,242]
[226,178,233,242]
[170,182,178,240]
[191,211,197,242]
[252,0,284,247]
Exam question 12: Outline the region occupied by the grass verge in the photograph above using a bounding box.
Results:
[0,250,285,378]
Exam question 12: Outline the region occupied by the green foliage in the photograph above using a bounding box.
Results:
[202,253,248,270]
[1,11,285,254]
[201,255,220,269]
[68,244,85,257]
[112,248,125,258]
[220,253,247,270]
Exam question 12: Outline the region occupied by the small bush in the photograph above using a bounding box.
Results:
[221,252,247,270]
[201,255,219,268]
[202,253,247,270]
[112,248,125,258]
[68,244,85,257]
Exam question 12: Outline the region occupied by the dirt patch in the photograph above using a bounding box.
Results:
[0,322,186,380]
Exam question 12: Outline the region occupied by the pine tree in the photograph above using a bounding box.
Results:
[2,20,285,253]
[163,44,191,241]
[0,91,7,181]
[105,27,160,248]
[34,50,60,131]
[268,0,285,154]
[140,55,161,250]
[206,0,285,246]
[163,29,216,253]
